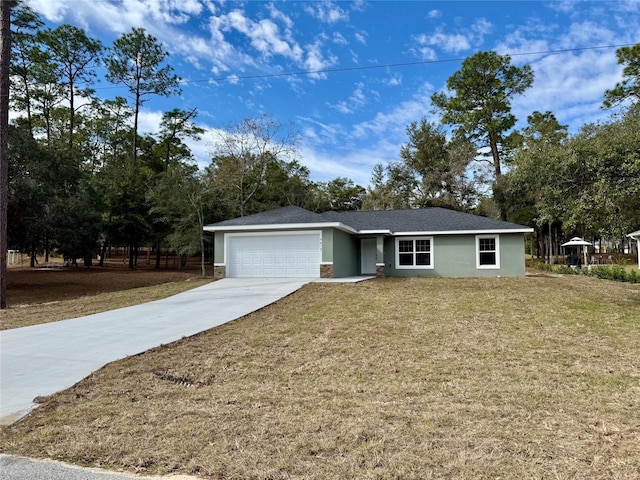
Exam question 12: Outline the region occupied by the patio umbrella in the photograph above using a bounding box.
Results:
[561,237,592,266]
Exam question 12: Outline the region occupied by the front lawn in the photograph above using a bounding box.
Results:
[1,276,639,479]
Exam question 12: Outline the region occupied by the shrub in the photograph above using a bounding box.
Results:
[556,265,580,275]
[538,263,554,272]
[578,265,638,283]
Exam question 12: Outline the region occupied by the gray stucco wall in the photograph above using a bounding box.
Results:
[213,231,225,264]
[384,233,526,277]
[330,228,360,277]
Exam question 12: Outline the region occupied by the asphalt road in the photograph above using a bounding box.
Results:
[0,454,198,480]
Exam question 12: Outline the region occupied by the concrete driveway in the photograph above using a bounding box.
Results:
[0,278,310,425]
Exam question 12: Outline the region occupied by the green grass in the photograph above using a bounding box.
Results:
[1,275,639,479]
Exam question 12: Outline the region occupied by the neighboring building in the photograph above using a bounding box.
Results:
[628,230,640,269]
[204,206,534,279]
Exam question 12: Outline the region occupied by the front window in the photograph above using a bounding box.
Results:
[476,235,500,269]
[396,237,433,269]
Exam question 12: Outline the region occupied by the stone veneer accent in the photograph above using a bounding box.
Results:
[213,265,226,280]
[320,264,334,278]
[376,265,386,277]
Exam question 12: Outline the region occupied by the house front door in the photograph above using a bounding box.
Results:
[361,238,377,275]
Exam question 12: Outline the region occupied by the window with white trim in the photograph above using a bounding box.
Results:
[396,237,433,269]
[476,235,500,269]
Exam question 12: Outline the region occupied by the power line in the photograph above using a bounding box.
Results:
[179,42,637,85]
[47,41,640,92]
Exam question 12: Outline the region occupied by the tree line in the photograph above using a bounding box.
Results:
[5,2,366,276]
[364,46,640,258]
[4,1,640,282]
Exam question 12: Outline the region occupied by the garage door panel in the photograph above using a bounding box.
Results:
[227,233,320,278]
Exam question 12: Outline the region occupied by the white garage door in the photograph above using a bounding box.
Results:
[227,233,321,278]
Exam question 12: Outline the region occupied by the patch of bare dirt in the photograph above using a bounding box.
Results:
[6,259,209,307]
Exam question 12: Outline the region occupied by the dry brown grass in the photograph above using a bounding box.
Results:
[1,265,213,330]
[1,276,639,479]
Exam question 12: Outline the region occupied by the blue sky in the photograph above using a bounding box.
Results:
[25,0,640,186]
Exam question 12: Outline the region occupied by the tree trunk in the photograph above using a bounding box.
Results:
[0,1,10,308]
[155,243,161,269]
[99,241,107,267]
[547,225,552,264]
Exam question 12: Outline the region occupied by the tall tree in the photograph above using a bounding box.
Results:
[250,158,315,212]
[603,43,640,108]
[209,114,299,217]
[8,122,47,265]
[520,110,568,147]
[1,0,11,308]
[399,119,478,210]
[379,161,417,210]
[149,163,216,277]
[502,111,568,257]
[362,163,395,210]
[314,177,366,212]
[508,108,640,247]
[91,96,132,169]
[38,24,103,152]
[157,108,204,171]
[9,1,43,138]
[431,51,534,217]
[105,27,181,163]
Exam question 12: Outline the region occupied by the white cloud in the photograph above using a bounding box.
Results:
[384,74,402,87]
[184,127,222,170]
[224,10,303,61]
[297,116,342,146]
[304,1,349,24]
[351,82,436,141]
[471,18,493,38]
[493,13,628,133]
[427,31,471,53]
[412,17,493,57]
[513,48,621,131]
[299,145,375,185]
[304,39,337,79]
[427,9,441,19]
[25,0,68,22]
[354,32,367,45]
[333,32,348,45]
[413,45,437,61]
[267,3,294,29]
[137,109,164,135]
[329,82,368,114]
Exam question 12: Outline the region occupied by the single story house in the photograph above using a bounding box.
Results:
[203,206,534,279]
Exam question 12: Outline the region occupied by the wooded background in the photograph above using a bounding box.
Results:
[3,2,639,275]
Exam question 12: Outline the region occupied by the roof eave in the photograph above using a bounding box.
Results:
[204,222,357,234]
[356,229,392,235]
[392,228,535,235]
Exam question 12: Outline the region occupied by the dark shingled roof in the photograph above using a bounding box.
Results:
[321,207,529,232]
[208,205,325,227]
[206,206,531,233]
